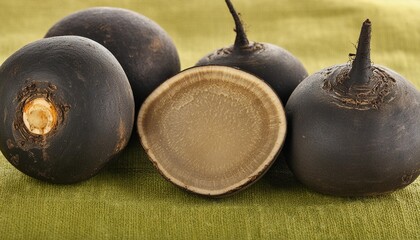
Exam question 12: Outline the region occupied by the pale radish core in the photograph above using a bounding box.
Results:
[139,66,286,196]
[23,98,57,135]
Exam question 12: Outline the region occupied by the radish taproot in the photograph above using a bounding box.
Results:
[45,7,180,110]
[284,19,420,196]
[196,0,308,104]
[0,36,134,183]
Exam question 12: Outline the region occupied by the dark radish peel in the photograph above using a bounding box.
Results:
[264,154,297,187]
[196,0,308,104]
[284,19,420,196]
[138,66,287,197]
[45,7,180,111]
[0,36,135,183]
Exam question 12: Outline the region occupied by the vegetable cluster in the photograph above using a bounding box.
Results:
[0,1,418,198]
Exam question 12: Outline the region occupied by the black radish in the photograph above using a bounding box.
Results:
[138,66,287,197]
[45,7,180,110]
[0,36,135,183]
[284,19,420,196]
[196,0,308,104]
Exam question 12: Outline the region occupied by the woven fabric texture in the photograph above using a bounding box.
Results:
[0,0,419,239]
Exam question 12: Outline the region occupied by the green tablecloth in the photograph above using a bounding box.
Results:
[1,0,419,239]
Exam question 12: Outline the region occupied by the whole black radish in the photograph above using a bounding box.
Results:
[45,7,180,110]
[0,36,134,183]
[285,19,420,196]
[196,0,308,104]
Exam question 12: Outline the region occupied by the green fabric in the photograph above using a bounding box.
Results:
[1,0,419,239]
